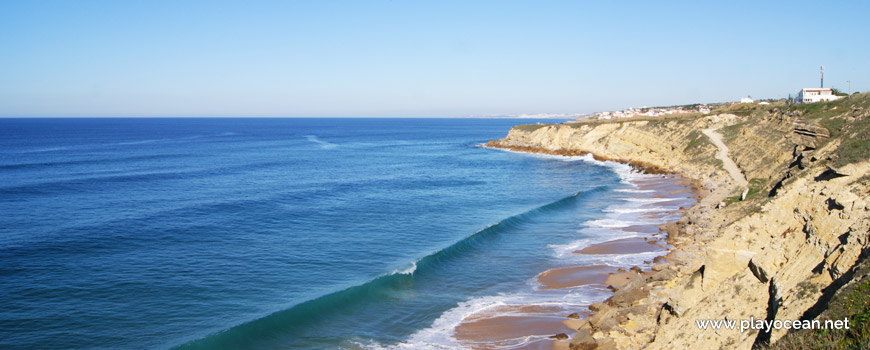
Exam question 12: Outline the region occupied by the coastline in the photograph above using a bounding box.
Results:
[484,144,711,349]
[454,144,701,349]
[479,97,870,350]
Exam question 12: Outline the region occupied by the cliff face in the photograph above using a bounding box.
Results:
[488,95,870,349]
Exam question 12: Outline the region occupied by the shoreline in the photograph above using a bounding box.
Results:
[480,96,870,349]
[453,144,704,349]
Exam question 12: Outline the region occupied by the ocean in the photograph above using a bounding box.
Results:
[0,118,693,349]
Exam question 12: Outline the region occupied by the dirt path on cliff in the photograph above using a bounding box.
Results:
[702,127,748,189]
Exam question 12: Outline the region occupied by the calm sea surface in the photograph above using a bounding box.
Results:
[0,118,650,349]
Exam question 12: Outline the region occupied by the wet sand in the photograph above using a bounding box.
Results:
[454,304,583,349]
[454,315,571,343]
[642,198,695,208]
[638,177,698,198]
[536,265,614,289]
[622,224,663,234]
[573,236,666,255]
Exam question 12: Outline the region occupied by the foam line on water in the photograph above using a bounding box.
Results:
[614,188,654,193]
[305,135,338,149]
[13,134,213,154]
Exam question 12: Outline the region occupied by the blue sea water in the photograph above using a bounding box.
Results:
[0,118,687,349]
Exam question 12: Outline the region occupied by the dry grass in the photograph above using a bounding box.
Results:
[513,124,549,132]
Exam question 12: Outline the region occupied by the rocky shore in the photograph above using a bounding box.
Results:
[487,95,870,349]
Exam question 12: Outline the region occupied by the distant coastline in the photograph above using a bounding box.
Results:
[467,113,591,119]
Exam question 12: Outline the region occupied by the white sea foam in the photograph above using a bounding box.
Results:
[305,135,338,149]
[392,261,418,275]
[603,207,661,214]
[553,244,664,266]
[614,188,654,193]
[548,238,597,258]
[17,146,74,153]
[116,139,161,145]
[597,250,664,266]
[625,197,679,203]
[584,218,634,228]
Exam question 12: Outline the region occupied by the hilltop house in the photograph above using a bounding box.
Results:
[796,88,841,103]
[740,97,754,103]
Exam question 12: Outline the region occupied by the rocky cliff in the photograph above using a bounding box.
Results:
[488,94,870,349]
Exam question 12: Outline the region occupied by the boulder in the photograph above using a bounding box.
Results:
[587,306,616,328]
[703,248,755,290]
[748,255,774,283]
[609,277,650,307]
[569,328,598,350]
[589,302,609,312]
[648,269,678,282]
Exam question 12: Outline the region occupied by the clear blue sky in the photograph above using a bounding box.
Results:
[1,1,868,117]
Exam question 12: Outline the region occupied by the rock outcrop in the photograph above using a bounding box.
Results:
[488,95,870,349]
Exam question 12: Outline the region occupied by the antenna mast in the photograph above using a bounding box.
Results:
[821,65,824,88]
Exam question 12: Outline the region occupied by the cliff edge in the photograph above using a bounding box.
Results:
[487,94,870,349]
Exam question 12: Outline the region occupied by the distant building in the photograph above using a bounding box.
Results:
[758,101,770,105]
[740,97,754,103]
[796,88,841,103]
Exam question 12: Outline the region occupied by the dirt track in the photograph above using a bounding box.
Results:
[702,127,748,188]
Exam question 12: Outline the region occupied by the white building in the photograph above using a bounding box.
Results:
[740,97,754,103]
[796,88,841,103]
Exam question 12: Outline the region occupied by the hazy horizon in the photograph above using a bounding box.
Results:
[2,0,868,117]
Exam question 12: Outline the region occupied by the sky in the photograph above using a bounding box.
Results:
[1,1,868,117]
